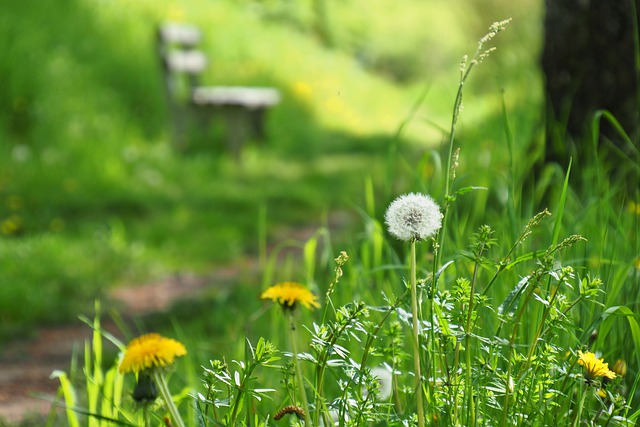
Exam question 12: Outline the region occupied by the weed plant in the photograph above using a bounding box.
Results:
[43,20,640,427]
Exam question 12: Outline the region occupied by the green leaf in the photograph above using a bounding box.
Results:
[592,306,640,369]
[504,250,547,270]
[446,186,488,202]
[435,260,454,282]
[498,275,532,317]
[50,371,80,427]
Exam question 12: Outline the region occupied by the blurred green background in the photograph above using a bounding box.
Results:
[0,0,561,339]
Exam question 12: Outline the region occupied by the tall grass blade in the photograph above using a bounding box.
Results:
[57,405,138,426]
[90,303,103,427]
[50,370,80,427]
[626,369,640,420]
[594,306,640,367]
[551,158,572,247]
[78,314,125,350]
[259,204,267,270]
[304,233,318,287]
[591,110,640,162]
[365,175,376,218]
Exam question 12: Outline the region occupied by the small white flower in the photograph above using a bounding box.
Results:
[384,193,442,242]
[369,366,393,401]
[318,409,344,427]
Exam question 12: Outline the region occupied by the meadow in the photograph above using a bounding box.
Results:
[1,0,638,426]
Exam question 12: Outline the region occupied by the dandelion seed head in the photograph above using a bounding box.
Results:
[384,193,443,242]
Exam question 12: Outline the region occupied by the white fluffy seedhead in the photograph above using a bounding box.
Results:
[384,193,443,242]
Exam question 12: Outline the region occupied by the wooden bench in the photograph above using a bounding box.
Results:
[157,23,280,156]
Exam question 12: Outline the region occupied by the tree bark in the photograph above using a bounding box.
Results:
[542,0,639,165]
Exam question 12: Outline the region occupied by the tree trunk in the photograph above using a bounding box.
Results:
[542,0,639,165]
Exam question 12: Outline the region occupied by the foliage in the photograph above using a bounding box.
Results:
[30,14,639,427]
[0,0,544,339]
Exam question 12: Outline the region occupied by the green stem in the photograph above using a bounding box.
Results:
[572,387,588,427]
[228,377,244,425]
[429,237,443,423]
[228,356,262,425]
[452,341,462,424]
[152,370,186,427]
[428,279,437,419]
[314,304,366,427]
[464,260,480,426]
[523,284,561,371]
[410,239,425,427]
[436,59,477,271]
[289,312,313,427]
[600,404,615,427]
[500,288,536,426]
[143,403,150,427]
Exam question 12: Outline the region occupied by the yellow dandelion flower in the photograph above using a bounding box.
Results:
[167,4,185,22]
[324,95,345,114]
[611,359,627,377]
[119,333,187,374]
[577,351,616,381]
[1,216,23,236]
[627,201,640,216]
[292,81,313,102]
[261,282,320,310]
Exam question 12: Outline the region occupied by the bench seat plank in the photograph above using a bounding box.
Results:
[164,51,208,74]
[191,86,280,108]
[158,22,280,154]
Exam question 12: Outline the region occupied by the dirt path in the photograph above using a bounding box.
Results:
[0,322,120,424]
[0,217,349,425]
[0,271,226,425]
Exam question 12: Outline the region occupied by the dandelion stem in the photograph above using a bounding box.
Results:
[142,403,150,427]
[152,370,186,427]
[410,239,425,427]
[288,312,313,427]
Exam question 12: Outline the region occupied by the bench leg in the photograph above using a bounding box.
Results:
[249,108,268,140]
[223,106,250,159]
[170,105,190,150]
[183,105,271,157]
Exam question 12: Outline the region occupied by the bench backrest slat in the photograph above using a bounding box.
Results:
[164,51,207,74]
[156,22,280,151]
[157,23,207,104]
[158,24,201,47]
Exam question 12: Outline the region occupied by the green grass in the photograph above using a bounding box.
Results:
[0,0,544,340]
[3,5,638,414]
[43,138,639,426]
[2,0,639,425]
